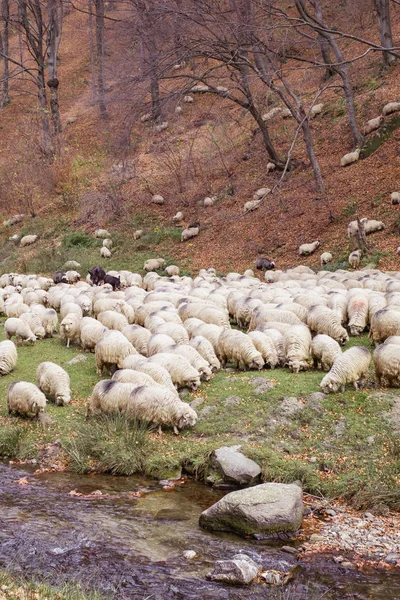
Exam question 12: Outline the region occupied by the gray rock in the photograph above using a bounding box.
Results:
[325,509,336,517]
[199,483,304,536]
[207,559,258,585]
[179,388,190,398]
[307,392,326,411]
[190,397,204,410]
[183,550,197,560]
[386,398,400,432]
[281,545,300,555]
[384,553,400,565]
[249,377,274,394]
[279,397,304,416]
[199,405,216,419]
[232,554,260,570]
[334,416,346,437]
[224,395,242,407]
[309,534,325,542]
[67,354,88,365]
[211,445,261,485]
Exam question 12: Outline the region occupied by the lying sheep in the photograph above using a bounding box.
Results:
[320,346,371,393]
[148,352,201,390]
[95,330,137,375]
[340,148,360,167]
[60,313,81,348]
[364,219,385,235]
[181,225,200,242]
[299,241,320,256]
[349,250,361,269]
[122,355,177,393]
[189,335,221,372]
[307,305,349,345]
[37,362,71,406]
[374,343,400,387]
[144,258,166,271]
[7,381,47,417]
[100,246,112,258]
[5,318,36,345]
[320,252,333,266]
[363,116,383,135]
[218,329,264,370]
[311,334,342,371]
[283,325,312,373]
[262,107,282,121]
[0,340,18,375]
[382,102,400,116]
[248,331,279,369]
[243,199,262,213]
[20,235,38,247]
[152,194,165,205]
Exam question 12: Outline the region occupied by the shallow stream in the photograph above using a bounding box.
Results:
[0,463,399,599]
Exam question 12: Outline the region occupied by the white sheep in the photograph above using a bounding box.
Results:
[94,228,111,239]
[100,246,112,259]
[103,238,113,249]
[374,343,400,387]
[86,380,137,417]
[5,318,36,345]
[189,336,221,372]
[60,313,81,348]
[153,321,189,344]
[204,196,217,206]
[183,95,193,103]
[262,107,282,121]
[147,333,175,356]
[64,260,81,269]
[218,329,264,370]
[253,188,271,201]
[20,235,38,247]
[80,321,109,352]
[37,362,71,406]
[41,308,58,337]
[320,346,371,393]
[320,252,333,266]
[7,381,47,417]
[311,334,342,371]
[391,192,400,205]
[111,368,167,390]
[122,355,177,393]
[172,212,183,223]
[168,344,213,381]
[95,330,137,375]
[152,194,165,205]
[266,162,276,173]
[340,148,360,167]
[148,352,201,390]
[307,305,349,345]
[283,325,312,373]
[299,241,320,256]
[363,116,383,135]
[121,324,151,355]
[369,308,400,346]
[144,258,166,271]
[165,265,180,277]
[0,340,17,375]
[20,312,45,339]
[65,271,81,284]
[181,226,200,242]
[133,230,143,240]
[310,103,324,118]
[97,310,129,331]
[349,250,361,269]
[243,199,262,213]
[248,331,279,369]
[60,302,83,321]
[382,102,400,116]
[347,291,369,335]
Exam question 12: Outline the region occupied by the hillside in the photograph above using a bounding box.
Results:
[1,2,400,275]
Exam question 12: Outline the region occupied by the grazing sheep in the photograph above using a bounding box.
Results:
[255,257,275,271]
[374,343,400,387]
[144,258,166,271]
[172,212,183,223]
[53,271,68,284]
[183,95,193,103]
[86,380,137,417]
[37,362,71,406]
[60,313,81,348]
[3,214,25,227]
[262,107,282,121]
[80,321,109,352]
[100,246,112,259]
[347,291,369,335]
[369,308,400,345]
[218,329,264,370]
[383,336,400,346]
[88,265,106,285]
[349,250,362,269]
[340,148,360,167]
[133,230,143,240]
[248,331,279,369]
[189,335,221,372]
[95,330,137,375]
[311,334,342,371]
[363,116,383,135]
[363,219,385,234]
[320,346,371,393]
[243,199,262,213]
[112,368,167,390]
[391,192,400,205]
[103,238,113,249]
[7,381,47,417]
[283,325,312,373]
[0,340,18,375]
[20,235,38,247]
[181,225,200,242]
[148,352,201,390]
[169,344,213,381]
[299,241,320,256]
[20,312,46,339]
[94,229,111,239]
[281,107,293,118]
[41,309,58,337]
[121,324,151,355]
[152,194,165,205]
[64,260,81,269]
[307,305,349,345]
[151,322,189,344]
[266,162,276,173]
[204,196,217,206]
[65,270,81,284]
[310,103,324,118]
[147,333,176,356]
[5,318,36,345]
[122,356,177,393]
[320,252,333,266]
[103,274,121,291]
[165,265,180,277]
[382,102,400,116]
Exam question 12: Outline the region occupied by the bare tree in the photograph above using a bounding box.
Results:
[0,0,9,106]
[374,0,395,66]
[47,0,63,135]
[94,0,108,119]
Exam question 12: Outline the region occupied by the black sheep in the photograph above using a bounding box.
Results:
[255,257,276,271]
[88,265,106,286]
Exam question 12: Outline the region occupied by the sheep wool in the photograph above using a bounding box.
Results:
[37,362,71,406]
[218,329,264,371]
[95,330,137,375]
[283,325,312,373]
[374,343,400,387]
[0,340,17,375]
[7,381,47,417]
[311,334,342,371]
[148,352,201,390]
[298,241,320,256]
[320,346,371,393]
[340,148,360,167]
[5,317,36,345]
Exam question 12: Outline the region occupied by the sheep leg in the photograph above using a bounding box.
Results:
[173,425,180,435]
[340,384,345,393]
[158,424,163,435]
[67,338,70,348]
[353,381,359,391]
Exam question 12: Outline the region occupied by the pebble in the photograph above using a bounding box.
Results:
[281,546,300,555]
[183,550,197,560]
[325,509,336,517]
[310,534,325,542]
[340,561,355,570]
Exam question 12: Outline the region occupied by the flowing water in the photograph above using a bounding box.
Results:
[0,463,399,599]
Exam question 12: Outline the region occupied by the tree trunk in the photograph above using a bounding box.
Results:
[1,0,9,106]
[47,0,63,135]
[88,0,97,101]
[300,111,325,192]
[355,218,370,254]
[373,0,395,66]
[94,0,108,119]
[314,0,334,80]
[248,104,284,166]
[38,68,53,155]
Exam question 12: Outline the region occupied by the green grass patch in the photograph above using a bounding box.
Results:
[0,571,106,600]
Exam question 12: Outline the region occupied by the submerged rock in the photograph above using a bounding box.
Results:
[199,483,304,536]
[207,559,258,585]
[211,445,261,485]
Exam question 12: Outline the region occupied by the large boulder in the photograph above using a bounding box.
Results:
[207,559,258,585]
[211,445,261,485]
[199,483,303,536]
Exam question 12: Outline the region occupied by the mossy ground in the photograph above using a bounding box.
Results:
[0,571,105,600]
[0,321,398,510]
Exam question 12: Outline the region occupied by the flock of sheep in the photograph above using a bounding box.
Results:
[1,258,400,435]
